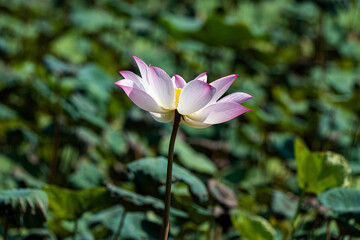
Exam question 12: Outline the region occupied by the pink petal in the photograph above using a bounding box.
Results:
[133,56,149,82]
[173,74,186,88]
[181,116,212,128]
[150,111,174,123]
[194,72,207,82]
[218,92,253,104]
[118,71,145,91]
[208,74,238,105]
[115,80,166,113]
[148,66,175,110]
[188,102,251,124]
[177,80,216,115]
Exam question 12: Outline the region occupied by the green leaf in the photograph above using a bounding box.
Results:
[75,127,100,146]
[159,136,217,175]
[127,157,208,203]
[0,103,17,119]
[183,203,213,223]
[70,9,121,33]
[43,54,76,77]
[231,209,276,240]
[68,162,104,189]
[89,205,161,240]
[51,31,91,64]
[295,139,351,194]
[160,14,203,33]
[271,190,297,219]
[12,229,57,240]
[104,129,127,156]
[0,188,48,228]
[318,187,360,214]
[161,15,254,48]
[43,185,115,220]
[0,154,45,188]
[69,94,107,128]
[318,187,360,237]
[77,63,113,103]
[107,183,186,218]
[0,154,16,173]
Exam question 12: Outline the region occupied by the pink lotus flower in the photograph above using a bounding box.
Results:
[115,57,252,128]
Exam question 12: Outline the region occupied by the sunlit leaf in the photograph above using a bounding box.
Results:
[295,139,351,194]
[43,185,115,221]
[231,209,276,240]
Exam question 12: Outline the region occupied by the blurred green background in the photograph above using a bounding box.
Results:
[1,0,360,239]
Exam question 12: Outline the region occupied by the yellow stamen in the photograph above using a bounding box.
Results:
[174,88,182,109]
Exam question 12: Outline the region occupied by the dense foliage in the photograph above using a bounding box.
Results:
[1,0,360,239]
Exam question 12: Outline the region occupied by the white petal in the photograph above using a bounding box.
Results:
[115,80,166,113]
[194,72,207,82]
[218,92,253,104]
[208,74,238,105]
[118,71,145,91]
[150,111,174,123]
[181,116,212,129]
[173,74,186,88]
[133,56,149,83]
[188,102,251,124]
[148,66,175,110]
[177,80,216,115]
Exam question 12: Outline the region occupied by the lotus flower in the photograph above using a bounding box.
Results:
[115,57,252,128]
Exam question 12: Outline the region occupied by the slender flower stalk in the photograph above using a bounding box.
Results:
[160,111,181,240]
[115,56,253,240]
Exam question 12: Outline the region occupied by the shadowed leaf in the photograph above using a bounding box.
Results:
[127,157,208,203]
[0,189,48,228]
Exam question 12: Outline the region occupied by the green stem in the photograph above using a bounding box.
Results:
[160,111,181,240]
[290,190,305,239]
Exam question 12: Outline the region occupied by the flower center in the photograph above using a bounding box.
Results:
[174,88,182,109]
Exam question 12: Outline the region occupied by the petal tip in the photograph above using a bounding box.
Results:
[114,81,122,86]
[208,83,216,90]
[133,56,144,63]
